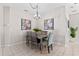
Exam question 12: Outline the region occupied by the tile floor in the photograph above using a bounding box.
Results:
[1,42,79,56]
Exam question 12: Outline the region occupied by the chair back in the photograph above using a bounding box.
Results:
[41,31,47,35]
[48,32,54,46]
[26,31,32,40]
[31,32,37,42]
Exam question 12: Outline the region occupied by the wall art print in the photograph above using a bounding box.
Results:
[68,20,70,28]
[21,18,31,30]
[44,18,54,30]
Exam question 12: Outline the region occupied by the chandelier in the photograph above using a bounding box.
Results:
[29,3,41,20]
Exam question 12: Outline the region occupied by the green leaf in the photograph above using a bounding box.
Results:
[69,26,78,38]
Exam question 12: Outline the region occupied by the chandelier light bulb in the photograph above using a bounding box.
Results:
[33,14,41,20]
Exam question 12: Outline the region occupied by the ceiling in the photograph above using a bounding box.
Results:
[0,3,67,18]
[0,3,79,18]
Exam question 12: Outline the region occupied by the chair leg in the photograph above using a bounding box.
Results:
[26,40,29,46]
[40,45,43,53]
[31,41,33,49]
[51,44,53,50]
[40,44,41,50]
[48,46,50,53]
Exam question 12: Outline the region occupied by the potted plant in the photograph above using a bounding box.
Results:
[69,26,78,42]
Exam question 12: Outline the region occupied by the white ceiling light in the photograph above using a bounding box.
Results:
[29,3,41,20]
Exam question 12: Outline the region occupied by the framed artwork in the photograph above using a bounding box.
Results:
[21,18,31,30]
[44,18,54,30]
[68,20,70,28]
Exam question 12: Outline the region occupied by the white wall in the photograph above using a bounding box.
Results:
[4,6,37,46]
[0,6,3,47]
[54,6,67,45]
[3,6,10,46]
[39,6,68,45]
[0,5,3,55]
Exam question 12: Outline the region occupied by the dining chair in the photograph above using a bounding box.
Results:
[41,31,47,35]
[26,31,32,46]
[31,32,40,49]
[42,32,54,53]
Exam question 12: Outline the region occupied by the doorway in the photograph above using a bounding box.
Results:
[69,13,79,43]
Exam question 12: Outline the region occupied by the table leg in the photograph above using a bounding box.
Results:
[40,38,43,53]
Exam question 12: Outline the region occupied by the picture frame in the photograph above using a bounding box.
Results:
[21,18,31,30]
[44,18,54,30]
[68,20,70,28]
